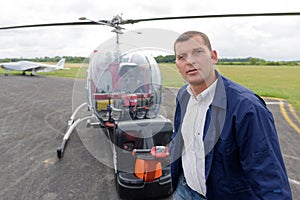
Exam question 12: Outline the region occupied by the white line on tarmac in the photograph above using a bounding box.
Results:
[266,101,285,105]
[284,154,300,186]
[289,178,300,186]
[283,153,300,161]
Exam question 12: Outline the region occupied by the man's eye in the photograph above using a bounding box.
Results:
[177,55,185,60]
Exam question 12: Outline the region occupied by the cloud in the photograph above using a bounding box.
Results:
[1,0,300,60]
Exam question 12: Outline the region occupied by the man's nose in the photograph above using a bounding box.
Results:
[186,54,196,66]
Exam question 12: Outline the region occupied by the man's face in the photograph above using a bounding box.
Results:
[175,35,218,87]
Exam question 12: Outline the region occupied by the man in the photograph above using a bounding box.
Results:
[170,31,292,199]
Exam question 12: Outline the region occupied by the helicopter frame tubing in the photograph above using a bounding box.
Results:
[56,102,96,158]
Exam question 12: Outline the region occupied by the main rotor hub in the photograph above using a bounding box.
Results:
[111,15,123,25]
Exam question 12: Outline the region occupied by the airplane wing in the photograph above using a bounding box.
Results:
[1,61,38,71]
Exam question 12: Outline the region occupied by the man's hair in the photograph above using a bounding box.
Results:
[174,31,212,52]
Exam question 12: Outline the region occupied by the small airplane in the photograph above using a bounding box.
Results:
[0,58,67,76]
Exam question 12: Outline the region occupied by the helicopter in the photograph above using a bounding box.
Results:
[1,12,300,199]
[63,28,179,199]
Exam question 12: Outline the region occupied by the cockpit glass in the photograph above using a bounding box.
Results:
[82,28,179,121]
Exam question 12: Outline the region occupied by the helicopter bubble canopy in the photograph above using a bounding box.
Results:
[88,49,163,122]
[85,28,179,122]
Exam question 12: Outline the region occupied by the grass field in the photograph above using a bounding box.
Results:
[1,62,300,111]
[218,65,300,112]
[159,63,300,112]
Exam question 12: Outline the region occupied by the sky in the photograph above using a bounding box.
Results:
[1,0,300,61]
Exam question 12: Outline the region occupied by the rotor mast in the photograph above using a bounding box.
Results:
[79,15,125,61]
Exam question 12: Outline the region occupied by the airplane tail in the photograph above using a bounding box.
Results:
[56,58,66,68]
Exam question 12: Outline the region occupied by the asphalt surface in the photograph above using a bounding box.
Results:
[0,75,299,199]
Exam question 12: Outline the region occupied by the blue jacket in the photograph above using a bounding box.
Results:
[170,72,292,199]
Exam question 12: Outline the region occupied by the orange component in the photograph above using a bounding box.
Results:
[105,121,115,128]
[134,159,162,182]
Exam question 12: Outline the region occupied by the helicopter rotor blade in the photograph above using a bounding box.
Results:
[1,12,300,30]
[123,12,300,24]
[0,21,102,30]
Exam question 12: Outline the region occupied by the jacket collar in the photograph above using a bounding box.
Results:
[203,70,227,179]
[211,70,227,110]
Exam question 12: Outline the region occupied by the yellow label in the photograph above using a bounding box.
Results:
[96,100,113,111]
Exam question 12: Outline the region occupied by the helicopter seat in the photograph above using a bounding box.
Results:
[93,62,122,112]
[107,62,121,90]
[136,65,151,93]
[96,62,121,93]
[116,63,151,93]
[115,63,138,93]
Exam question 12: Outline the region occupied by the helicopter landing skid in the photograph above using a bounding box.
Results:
[57,102,95,158]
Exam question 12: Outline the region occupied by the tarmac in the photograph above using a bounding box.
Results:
[0,74,299,199]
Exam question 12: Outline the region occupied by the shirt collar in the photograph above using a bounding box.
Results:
[186,78,218,103]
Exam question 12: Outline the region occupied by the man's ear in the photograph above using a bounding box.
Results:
[211,50,218,64]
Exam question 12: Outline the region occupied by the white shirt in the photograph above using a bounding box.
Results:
[181,80,217,196]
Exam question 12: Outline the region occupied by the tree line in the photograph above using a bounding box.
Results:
[154,55,299,65]
[1,56,299,66]
[0,56,86,63]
